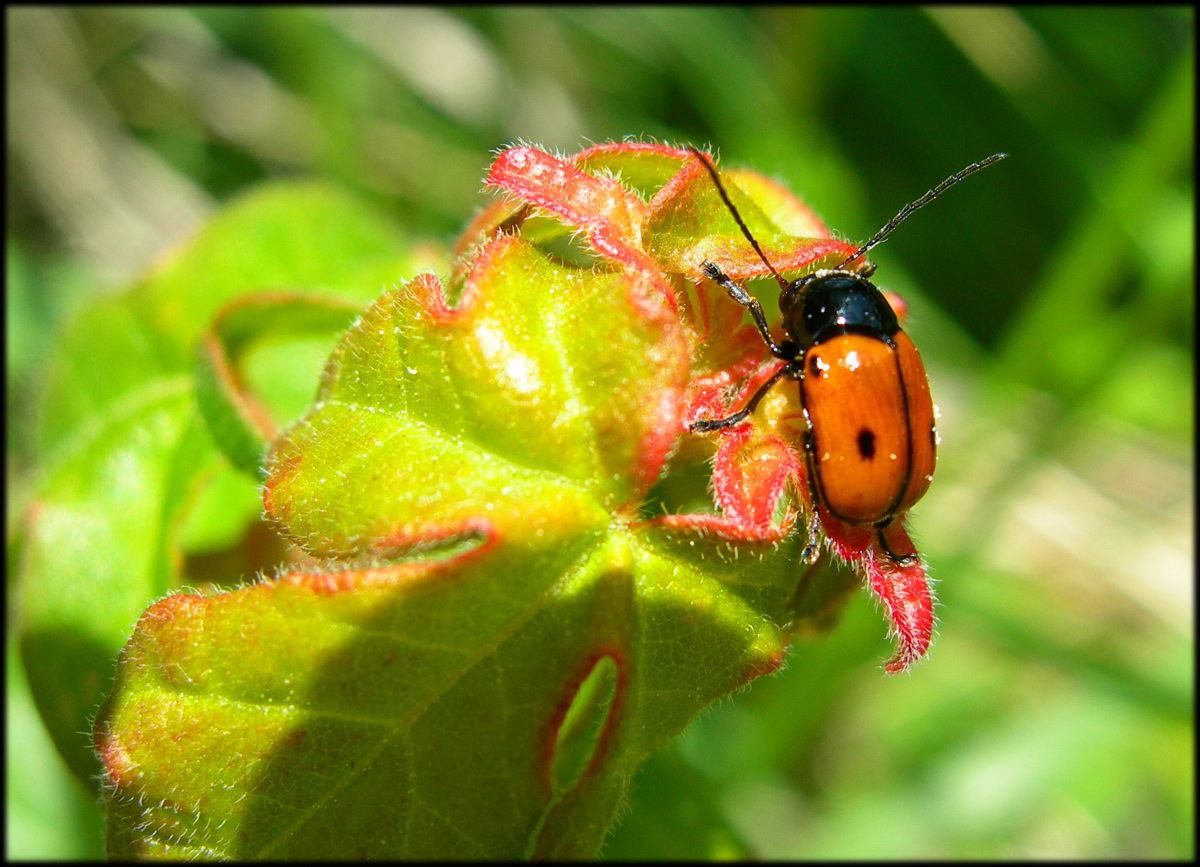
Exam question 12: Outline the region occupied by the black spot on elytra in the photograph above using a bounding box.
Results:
[857,428,876,460]
[808,355,822,377]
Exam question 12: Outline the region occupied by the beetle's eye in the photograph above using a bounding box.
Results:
[788,307,813,348]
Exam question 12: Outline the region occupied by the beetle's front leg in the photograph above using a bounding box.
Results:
[700,261,796,361]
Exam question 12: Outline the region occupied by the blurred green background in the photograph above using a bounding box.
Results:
[7,7,1192,859]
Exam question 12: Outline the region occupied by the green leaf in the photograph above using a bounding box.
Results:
[94,519,817,858]
[18,182,416,791]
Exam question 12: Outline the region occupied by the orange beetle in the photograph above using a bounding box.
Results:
[689,148,1005,563]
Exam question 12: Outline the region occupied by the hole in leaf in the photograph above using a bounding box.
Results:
[372,524,489,564]
[550,654,619,797]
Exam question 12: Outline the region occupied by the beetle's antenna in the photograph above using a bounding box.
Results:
[688,146,791,294]
[836,153,1008,270]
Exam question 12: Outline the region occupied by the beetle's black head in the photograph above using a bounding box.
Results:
[784,271,901,349]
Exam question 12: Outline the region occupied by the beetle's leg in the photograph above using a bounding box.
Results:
[700,261,796,360]
[691,360,795,433]
[799,508,823,564]
[690,260,800,430]
[799,424,827,514]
